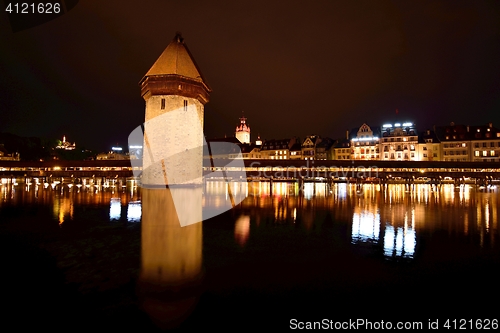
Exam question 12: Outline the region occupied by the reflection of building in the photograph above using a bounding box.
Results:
[139,188,203,329]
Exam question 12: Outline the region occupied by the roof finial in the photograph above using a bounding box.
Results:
[175,32,183,43]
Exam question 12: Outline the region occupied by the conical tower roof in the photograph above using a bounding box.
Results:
[139,33,211,104]
[142,33,208,84]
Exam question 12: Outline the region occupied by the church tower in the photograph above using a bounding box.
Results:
[235,114,250,144]
[139,33,211,186]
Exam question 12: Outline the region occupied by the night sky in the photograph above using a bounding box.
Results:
[1,0,500,152]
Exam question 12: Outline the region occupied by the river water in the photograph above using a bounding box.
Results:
[1,180,499,330]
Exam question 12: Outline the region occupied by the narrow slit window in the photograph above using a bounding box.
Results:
[161,98,165,110]
[184,100,188,111]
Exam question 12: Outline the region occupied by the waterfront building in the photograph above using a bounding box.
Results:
[315,137,335,160]
[139,33,211,185]
[289,142,302,160]
[468,124,500,162]
[332,138,351,160]
[301,135,321,160]
[235,115,251,144]
[349,123,380,160]
[260,138,297,160]
[379,122,418,161]
[434,122,500,162]
[228,143,262,159]
[434,123,470,162]
[417,129,441,161]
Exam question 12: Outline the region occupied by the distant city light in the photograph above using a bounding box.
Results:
[112,147,122,151]
[129,145,143,149]
[394,123,401,127]
[352,136,379,142]
[403,122,413,127]
[382,124,392,128]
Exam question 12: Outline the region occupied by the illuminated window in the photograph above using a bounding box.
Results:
[483,151,487,157]
[491,151,495,156]
[475,151,480,157]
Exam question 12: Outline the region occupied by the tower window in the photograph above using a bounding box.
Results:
[161,98,165,110]
[184,100,188,111]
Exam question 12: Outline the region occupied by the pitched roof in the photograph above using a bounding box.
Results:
[142,33,208,84]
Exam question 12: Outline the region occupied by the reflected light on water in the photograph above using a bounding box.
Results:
[351,211,380,243]
[234,214,250,246]
[384,224,416,258]
[109,198,121,220]
[127,201,142,222]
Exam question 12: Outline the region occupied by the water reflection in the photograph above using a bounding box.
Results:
[234,214,250,246]
[138,187,203,329]
[1,178,500,327]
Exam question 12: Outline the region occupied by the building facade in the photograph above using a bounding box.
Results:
[350,123,380,160]
[380,122,419,161]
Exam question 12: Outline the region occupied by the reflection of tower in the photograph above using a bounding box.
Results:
[139,33,211,186]
[235,114,250,144]
[138,188,203,329]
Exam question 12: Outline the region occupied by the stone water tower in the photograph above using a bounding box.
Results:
[139,33,211,186]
